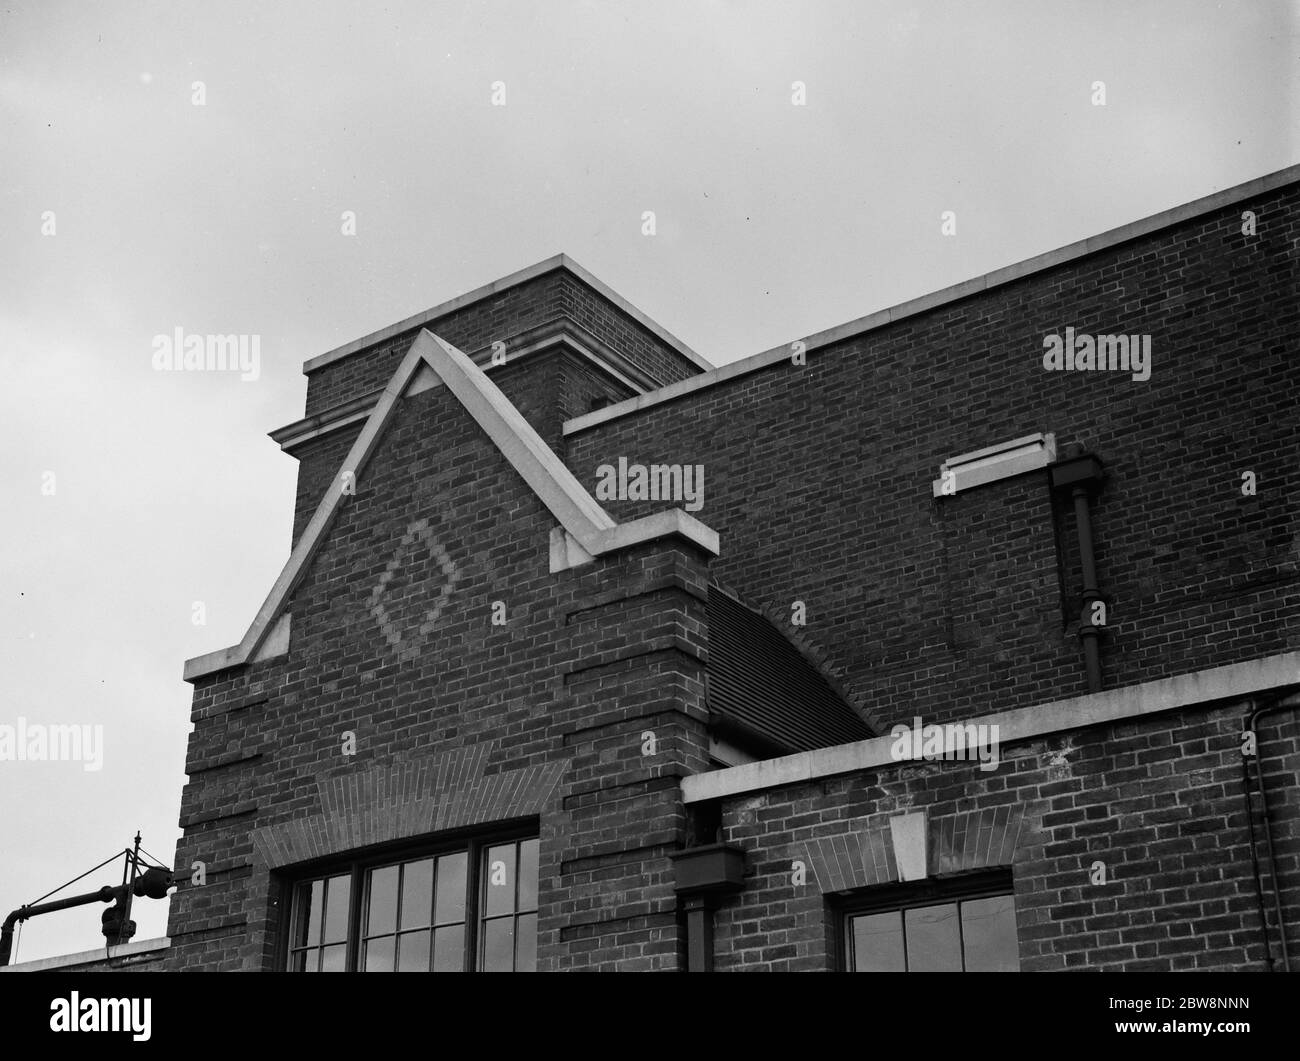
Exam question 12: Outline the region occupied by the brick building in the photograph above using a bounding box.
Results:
[12,165,1297,973]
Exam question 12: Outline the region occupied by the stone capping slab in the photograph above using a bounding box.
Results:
[186,328,719,682]
[682,650,1300,803]
[302,252,712,376]
[931,432,1057,497]
[0,937,170,972]
[565,163,1300,438]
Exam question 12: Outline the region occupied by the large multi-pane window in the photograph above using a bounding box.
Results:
[287,832,538,972]
[843,876,1019,972]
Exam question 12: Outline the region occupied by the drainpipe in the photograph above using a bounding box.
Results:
[1049,454,1106,693]
[668,843,745,972]
[1243,691,1300,972]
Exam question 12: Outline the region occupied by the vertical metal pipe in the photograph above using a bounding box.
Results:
[1248,699,1298,972]
[1239,699,1275,971]
[683,896,714,972]
[1072,485,1104,692]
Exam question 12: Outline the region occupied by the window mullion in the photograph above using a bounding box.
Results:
[466,839,479,973]
[348,863,363,973]
[956,899,968,972]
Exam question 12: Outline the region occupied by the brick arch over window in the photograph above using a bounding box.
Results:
[801,806,1033,893]
[250,746,566,869]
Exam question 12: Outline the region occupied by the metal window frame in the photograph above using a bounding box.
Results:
[476,836,541,972]
[279,821,537,972]
[838,870,1015,972]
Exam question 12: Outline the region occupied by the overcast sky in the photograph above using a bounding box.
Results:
[1,0,1296,962]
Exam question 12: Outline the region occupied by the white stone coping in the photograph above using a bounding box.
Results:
[681,651,1300,803]
[565,163,1300,438]
[1,937,170,972]
[302,253,713,375]
[185,329,719,682]
[274,320,654,453]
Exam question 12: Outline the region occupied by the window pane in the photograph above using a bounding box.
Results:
[850,911,905,972]
[481,917,516,972]
[300,879,324,946]
[518,838,539,912]
[435,852,467,925]
[364,935,395,972]
[401,859,434,929]
[368,864,399,936]
[484,844,517,917]
[397,930,431,972]
[905,903,961,972]
[320,944,347,972]
[323,875,351,944]
[517,913,537,972]
[961,895,1020,971]
[292,948,317,972]
[433,925,465,972]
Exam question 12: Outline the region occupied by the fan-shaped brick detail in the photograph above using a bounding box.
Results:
[250,747,566,869]
[801,806,1030,893]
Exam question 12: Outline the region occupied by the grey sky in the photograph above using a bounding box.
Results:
[1,0,1295,960]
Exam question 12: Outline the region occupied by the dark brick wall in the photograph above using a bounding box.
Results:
[566,181,1300,731]
[288,347,633,547]
[709,698,1296,971]
[303,268,701,418]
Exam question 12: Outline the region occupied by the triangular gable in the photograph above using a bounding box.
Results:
[184,328,719,681]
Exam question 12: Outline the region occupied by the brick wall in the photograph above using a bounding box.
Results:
[167,374,712,970]
[163,176,1299,973]
[303,268,700,418]
[566,180,1300,731]
[709,698,1296,971]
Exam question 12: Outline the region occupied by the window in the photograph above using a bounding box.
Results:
[842,876,1019,972]
[287,832,538,972]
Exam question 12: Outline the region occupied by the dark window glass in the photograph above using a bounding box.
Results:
[961,894,1020,971]
[304,879,323,946]
[435,851,468,925]
[287,832,536,972]
[397,930,430,972]
[484,843,516,917]
[400,858,433,930]
[846,887,1018,972]
[433,925,464,972]
[367,864,399,936]
[904,903,961,971]
[290,873,350,972]
[848,911,905,972]
[477,838,539,972]
[322,874,350,943]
